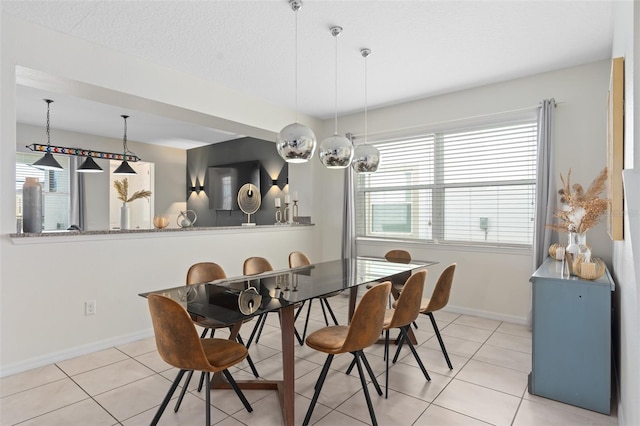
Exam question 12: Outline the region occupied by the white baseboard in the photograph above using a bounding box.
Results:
[443,304,528,325]
[0,328,154,378]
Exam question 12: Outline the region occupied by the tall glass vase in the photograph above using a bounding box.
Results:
[566,231,591,263]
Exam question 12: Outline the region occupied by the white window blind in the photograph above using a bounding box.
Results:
[355,117,538,247]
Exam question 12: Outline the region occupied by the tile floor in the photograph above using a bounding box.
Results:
[1,293,618,425]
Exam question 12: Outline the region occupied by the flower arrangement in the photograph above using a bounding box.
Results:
[113,177,152,203]
[547,167,609,233]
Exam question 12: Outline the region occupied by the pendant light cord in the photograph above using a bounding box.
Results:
[46,101,51,146]
[294,8,299,122]
[334,31,338,135]
[364,53,368,144]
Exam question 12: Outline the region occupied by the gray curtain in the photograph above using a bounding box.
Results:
[69,157,87,230]
[342,166,356,260]
[533,98,556,270]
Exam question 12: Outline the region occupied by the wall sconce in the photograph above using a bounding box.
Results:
[190,185,205,193]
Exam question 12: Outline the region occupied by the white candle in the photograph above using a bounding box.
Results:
[275,198,281,208]
[555,246,565,260]
[293,191,298,201]
[284,195,291,204]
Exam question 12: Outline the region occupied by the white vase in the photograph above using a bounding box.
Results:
[120,203,130,230]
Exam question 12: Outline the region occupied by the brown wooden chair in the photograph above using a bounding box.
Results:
[147,294,253,426]
[289,251,340,345]
[381,270,430,397]
[302,281,391,426]
[394,263,456,370]
[243,257,278,346]
[180,262,258,402]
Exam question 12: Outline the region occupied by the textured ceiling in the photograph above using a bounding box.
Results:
[3,0,615,147]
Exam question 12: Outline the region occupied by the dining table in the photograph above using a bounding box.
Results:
[140,256,436,426]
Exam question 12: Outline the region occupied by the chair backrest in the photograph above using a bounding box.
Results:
[342,281,391,353]
[186,262,226,285]
[388,270,427,329]
[385,249,411,264]
[148,294,211,372]
[243,256,273,276]
[289,251,311,268]
[424,263,456,313]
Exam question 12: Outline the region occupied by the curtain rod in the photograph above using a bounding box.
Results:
[350,100,564,140]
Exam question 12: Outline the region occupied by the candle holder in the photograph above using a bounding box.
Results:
[292,200,299,224]
[283,202,291,224]
[275,206,282,224]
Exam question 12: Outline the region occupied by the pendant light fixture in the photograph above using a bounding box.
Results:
[352,48,380,173]
[32,99,63,171]
[113,115,137,175]
[318,26,353,169]
[77,155,104,173]
[276,0,317,163]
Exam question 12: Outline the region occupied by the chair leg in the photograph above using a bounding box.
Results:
[174,370,193,412]
[301,299,314,344]
[303,354,334,426]
[392,332,405,364]
[197,369,207,392]
[247,313,265,348]
[354,351,378,426]
[235,333,260,378]
[205,371,211,426]
[428,312,453,369]
[345,357,356,375]
[151,369,186,426]
[319,298,329,325]
[255,312,269,344]
[358,351,382,396]
[322,298,339,326]
[400,326,430,381]
[385,329,390,398]
[222,369,253,412]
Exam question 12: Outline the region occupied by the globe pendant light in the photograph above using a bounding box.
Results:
[352,48,380,173]
[276,0,316,163]
[318,26,353,169]
[32,99,63,171]
[113,115,137,175]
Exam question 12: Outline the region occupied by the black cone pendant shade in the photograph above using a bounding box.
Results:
[77,156,103,173]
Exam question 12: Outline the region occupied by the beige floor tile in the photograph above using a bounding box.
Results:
[134,350,172,373]
[254,351,321,381]
[456,359,529,396]
[296,366,365,409]
[0,378,88,425]
[396,345,468,376]
[452,315,501,331]
[116,337,157,357]
[522,391,616,422]
[485,331,532,354]
[513,398,613,425]
[473,344,531,372]
[56,347,129,376]
[433,379,521,426]
[232,391,332,426]
[384,362,452,402]
[121,391,230,425]
[313,408,369,425]
[441,323,494,343]
[0,364,66,398]
[496,321,532,338]
[94,374,174,421]
[18,398,117,426]
[433,310,461,323]
[414,404,491,425]
[423,334,484,358]
[336,382,430,426]
[73,358,156,396]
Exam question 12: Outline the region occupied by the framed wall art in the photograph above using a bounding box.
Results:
[607,57,624,241]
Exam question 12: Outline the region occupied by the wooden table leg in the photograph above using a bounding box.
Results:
[280,304,295,426]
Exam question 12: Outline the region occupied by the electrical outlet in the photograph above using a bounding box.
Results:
[85,300,96,316]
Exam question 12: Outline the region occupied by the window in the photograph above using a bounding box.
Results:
[355,116,538,247]
[16,153,70,232]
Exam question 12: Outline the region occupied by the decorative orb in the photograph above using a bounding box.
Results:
[276,122,316,163]
[352,144,380,173]
[318,134,353,169]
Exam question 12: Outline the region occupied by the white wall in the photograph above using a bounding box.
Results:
[611,2,640,425]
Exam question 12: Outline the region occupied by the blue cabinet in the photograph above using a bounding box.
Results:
[528,257,613,414]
